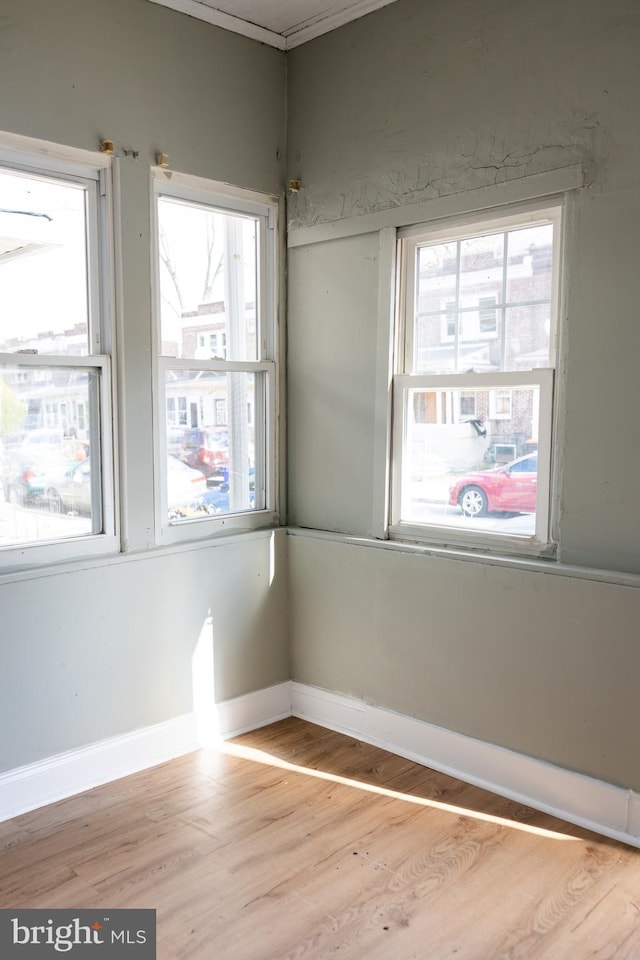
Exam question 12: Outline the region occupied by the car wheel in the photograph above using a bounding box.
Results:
[459,485,488,517]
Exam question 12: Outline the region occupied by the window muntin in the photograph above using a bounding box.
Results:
[393,204,561,552]
[153,174,277,540]
[411,219,555,375]
[0,154,115,562]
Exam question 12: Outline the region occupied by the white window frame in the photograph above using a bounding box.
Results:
[151,168,279,545]
[390,199,563,557]
[0,135,117,570]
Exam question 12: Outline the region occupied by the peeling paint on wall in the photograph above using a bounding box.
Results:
[285,0,631,230]
[287,124,602,229]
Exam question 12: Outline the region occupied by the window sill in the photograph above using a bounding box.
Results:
[389,523,556,560]
[155,509,280,547]
[0,524,282,586]
[286,525,640,590]
[388,521,556,561]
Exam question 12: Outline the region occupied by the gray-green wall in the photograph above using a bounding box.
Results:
[287,0,640,790]
[3,0,640,801]
[0,0,288,771]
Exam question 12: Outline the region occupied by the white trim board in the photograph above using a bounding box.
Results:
[2,679,640,850]
[0,682,291,822]
[285,525,640,591]
[0,713,199,822]
[288,165,584,248]
[290,682,640,849]
[215,681,292,738]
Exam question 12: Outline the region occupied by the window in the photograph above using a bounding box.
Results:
[479,296,498,334]
[444,301,457,339]
[391,202,561,553]
[152,170,278,541]
[493,443,517,464]
[459,391,477,419]
[0,143,116,566]
[489,388,512,419]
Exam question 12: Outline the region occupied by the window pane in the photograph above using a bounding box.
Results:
[414,312,456,374]
[506,223,553,303]
[0,169,90,355]
[415,308,504,374]
[504,304,552,370]
[164,369,260,522]
[459,232,504,306]
[415,243,458,374]
[400,385,541,536]
[157,198,258,361]
[0,365,100,545]
[412,220,555,375]
[504,223,553,370]
[417,242,457,301]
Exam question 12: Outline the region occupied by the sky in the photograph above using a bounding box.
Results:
[0,169,88,349]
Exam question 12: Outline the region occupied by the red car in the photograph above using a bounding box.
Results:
[448,453,538,517]
[179,428,228,479]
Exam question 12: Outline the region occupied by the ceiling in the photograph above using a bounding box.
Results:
[148,0,400,49]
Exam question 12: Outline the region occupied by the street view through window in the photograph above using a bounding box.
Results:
[156,195,265,524]
[0,166,106,548]
[395,209,559,542]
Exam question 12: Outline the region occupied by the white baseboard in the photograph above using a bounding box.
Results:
[290,682,640,849]
[0,682,292,822]
[0,712,199,822]
[215,681,292,738]
[2,679,639,850]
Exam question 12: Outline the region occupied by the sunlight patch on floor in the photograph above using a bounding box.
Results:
[223,740,581,842]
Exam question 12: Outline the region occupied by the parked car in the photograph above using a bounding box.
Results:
[448,453,538,517]
[179,428,228,479]
[45,458,92,514]
[167,426,186,459]
[188,469,256,516]
[3,430,88,507]
[38,455,207,517]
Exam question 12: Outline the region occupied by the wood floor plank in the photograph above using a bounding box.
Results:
[1,717,639,959]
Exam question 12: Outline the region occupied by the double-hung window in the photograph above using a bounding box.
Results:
[0,141,116,568]
[391,201,562,554]
[152,170,278,542]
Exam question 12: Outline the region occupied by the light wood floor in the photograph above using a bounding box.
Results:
[1,718,639,959]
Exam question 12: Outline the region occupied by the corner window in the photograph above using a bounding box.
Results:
[152,171,278,542]
[0,146,116,567]
[391,202,561,554]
